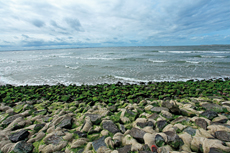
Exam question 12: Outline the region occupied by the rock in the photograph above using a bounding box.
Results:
[73,131,87,138]
[56,116,73,129]
[155,134,165,147]
[139,151,153,153]
[209,148,225,153]
[2,114,22,126]
[200,110,218,120]
[108,105,117,112]
[212,115,228,124]
[171,116,189,124]
[183,127,196,136]
[44,133,63,145]
[195,118,208,130]
[150,107,169,113]
[161,110,173,119]
[156,120,168,131]
[162,100,180,114]
[157,145,173,153]
[102,120,120,134]
[11,141,34,153]
[117,145,131,153]
[215,131,230,142]
[201,103,224,113]
[164,131,184,149]
[34,124,45,132]
[85,114,102,124]
[118,123,126,133]
[136,121,154,128]
[129,128,146,143]
[9,130,30,143]
[92,136,107,152]
[147,113,158,120]
[33,109,47,115]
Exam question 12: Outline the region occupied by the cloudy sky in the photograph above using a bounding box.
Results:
[0,0,230,50]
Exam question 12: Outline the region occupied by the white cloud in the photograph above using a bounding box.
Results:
[0,0,230,50]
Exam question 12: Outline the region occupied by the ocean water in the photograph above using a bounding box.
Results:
[0,45,230,86]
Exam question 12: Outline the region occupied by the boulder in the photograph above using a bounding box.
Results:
[85,114,102,124]
[34,124,45,132]
[9,130,30,143]
[155,134,165,147]
[136,121,154,128]
[102,120,120,134]
[164,131,184,149]
[2,114,23,127]
[11,141,34,153]
[73,131,87,138]
[183,127,196,136]
[92,136,107,152]
[195,118,208,130]
[56,116,73,129]
[200,110,218,120]
[117,145,131,153]
[215,131,230,142]
[150,107,169,113]
[162,100,180,114]
[129,128,146,143]
[156,120,168,131]
[171,116,189,125]
[201,103,224,113]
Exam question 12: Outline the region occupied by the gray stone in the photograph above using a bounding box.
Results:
[155,134,165,147]
[201,103,224,113]
[195,118,208,130]
[2,114,22,126]
[171,116,189,124]
[156,120,168,131]
[150,107,169,113]
[209,148,224,153]
[164,131,184,149]
[183,127,196,136]
[9,130,30,143]
[136,121,154,128]
[73,131,87,138]
[118,123,126,133]
[129,127,146,143]
[200,110,218,120]
[162,101,180,114]
[215,131,230,142]
[44,133,62,145]
[85,114,102,124]
[33,109,47,115]
[117,145,131,153]
[92,136,107,152]
[102,120,119,134]
[12,141,34,153]
[34,124,45,132]
[147,113,159,120]
[56,116,73,129]
[139,151,153,153]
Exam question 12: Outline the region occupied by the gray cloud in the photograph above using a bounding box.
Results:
[32,19,45,28]
[0,0,229,50]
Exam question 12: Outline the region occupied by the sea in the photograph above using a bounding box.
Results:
[0,45,230,86]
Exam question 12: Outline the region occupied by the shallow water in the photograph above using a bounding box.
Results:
[0,45,230,86]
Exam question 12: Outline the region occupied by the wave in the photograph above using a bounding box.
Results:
[200,55,228,58]
[65,65,79,70]
[113,76,149,83]
[147,59,167,63]
[186,61,200,64]
[158,51,230,54]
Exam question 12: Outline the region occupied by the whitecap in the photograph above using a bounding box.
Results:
[148,59,167,63]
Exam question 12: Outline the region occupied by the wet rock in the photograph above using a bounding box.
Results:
[209,148,225,153]
[156,120,168,131]
[102,120,120,134]
[171,116,189,124]
[195,118,208,130]
[212,115,228,124]
[201,103,224,113]
[56,116,73,129]
[136,121,154,128]
[155,134,165,147]
[92,136,107,152]
[161,110,173,119]
[2,114,22,126]
[11,141,34,153]
[73,131,87,138]
[164,131,184,149]
[33,109,47,115]
[151,107,169,113]
[157,145,173,153]
[215,131,230,142]
[200,110,218,120]
[9,130,30,143]
[85,114,102,124]
[34,124,45,132]
[183,127,196,136]
[129,127,146,143]
[117,145,131,153]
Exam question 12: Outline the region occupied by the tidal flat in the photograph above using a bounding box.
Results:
[0,79,230,152]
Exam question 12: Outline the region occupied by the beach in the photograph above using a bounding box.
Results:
[0,79,230,152]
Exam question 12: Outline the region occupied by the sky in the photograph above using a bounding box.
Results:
[0,0,230,50]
